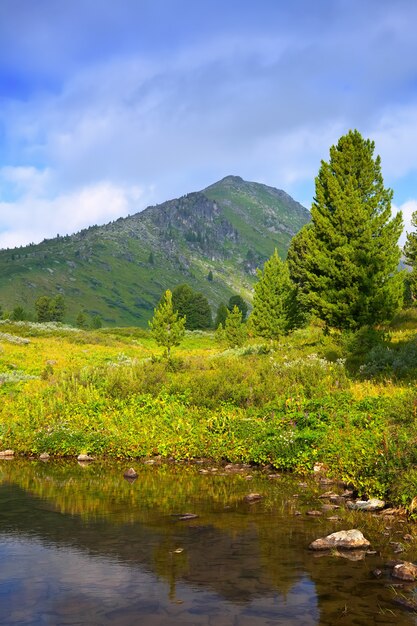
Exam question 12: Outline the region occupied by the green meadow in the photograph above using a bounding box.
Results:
[1,313,417,510]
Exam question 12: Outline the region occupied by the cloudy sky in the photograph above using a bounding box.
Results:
[1,0,417,249]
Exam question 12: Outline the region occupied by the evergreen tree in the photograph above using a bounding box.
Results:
[10,305,28,321]
[287,130,403,330]
[215,302,228,328]
[207,270,213,282]
[224,305,246,348]
[35,295,66,323]
[76,311,89,329]
[91,315,102,329]
[172,284,212,330]
[228,295,248,321]
[50,295,65,322]
[250,249,293,339]
[149,289,186,357]
[35,296,52,322]
[404,210,417,304]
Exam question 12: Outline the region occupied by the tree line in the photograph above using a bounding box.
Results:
[150,130,417,355]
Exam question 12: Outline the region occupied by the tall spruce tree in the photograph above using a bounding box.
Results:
[404,210,417,304]
[250,249,292,339]
[172,284,212,330]
[149,289,186,357]
[287,130,403,330]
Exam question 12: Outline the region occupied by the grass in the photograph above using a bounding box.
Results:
[0,314,417,508]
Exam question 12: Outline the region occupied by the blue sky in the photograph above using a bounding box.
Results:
[1,0,417,248]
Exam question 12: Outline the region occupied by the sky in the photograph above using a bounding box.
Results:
[1,0,417,249]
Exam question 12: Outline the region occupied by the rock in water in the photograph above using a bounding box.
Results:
[77,454,94,462]
[392,562,417,581]
[244,493,263,503]
[123,468,138,479]
[346,498,385,512]
[309,529,371,551]
[0,450,14,457]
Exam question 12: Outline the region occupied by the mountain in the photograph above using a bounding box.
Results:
[0,176,310,326]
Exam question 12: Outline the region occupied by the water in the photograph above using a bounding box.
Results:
[0,459,416,625]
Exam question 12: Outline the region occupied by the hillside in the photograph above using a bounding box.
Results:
[0,176,310,326]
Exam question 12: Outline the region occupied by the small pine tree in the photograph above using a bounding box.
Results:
[250,249,293,339]
[224,305,246,348]
[76,311,89,329]
[50,295,65,322]
[228,295,248,321]
[148,252,155,265]
[149,289,186,357]
[404,210,417,304]
[35,296,52,322]
[10,305,28,321]
[207,270,213,282]
[215,302,228,328]
[91,315,102,329]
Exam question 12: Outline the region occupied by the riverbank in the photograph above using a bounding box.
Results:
[0,315,417,509]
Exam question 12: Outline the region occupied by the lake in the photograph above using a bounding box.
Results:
[0,459,416,625]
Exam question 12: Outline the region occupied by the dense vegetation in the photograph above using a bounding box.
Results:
[0,313,417,510]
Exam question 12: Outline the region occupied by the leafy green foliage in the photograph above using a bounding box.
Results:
[149,290,186,356]
[288,130,403,330]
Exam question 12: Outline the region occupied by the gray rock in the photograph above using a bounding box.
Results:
[309,529,371,551]
[346,498,385,512]
[392,562,417,581]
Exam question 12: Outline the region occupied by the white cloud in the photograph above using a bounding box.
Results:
[0,181,147,249]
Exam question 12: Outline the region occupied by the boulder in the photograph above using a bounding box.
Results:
[346,498,385,512]
[309,529,371,551]
[392,562,417,581]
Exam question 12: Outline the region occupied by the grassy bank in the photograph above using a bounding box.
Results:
[1,315,417,508]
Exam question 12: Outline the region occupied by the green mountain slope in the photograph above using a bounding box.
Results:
[0,176,310,326]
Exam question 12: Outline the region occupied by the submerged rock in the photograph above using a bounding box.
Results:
[177,513,199,521]
[346,498,385,512]
[123,468,138,479]
[392,562,417,581]
[309,529,371,551]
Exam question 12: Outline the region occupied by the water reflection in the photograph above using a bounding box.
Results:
[0,460,416,624]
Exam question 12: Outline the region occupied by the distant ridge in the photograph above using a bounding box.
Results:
[0,176,310,326]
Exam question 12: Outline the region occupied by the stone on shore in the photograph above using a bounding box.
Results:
[77,454,94,462]
[309,529,371,551]
[244,493,263,503]
[0,449,14,457]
